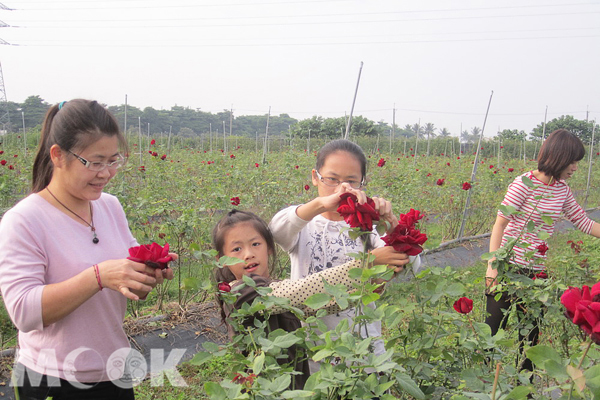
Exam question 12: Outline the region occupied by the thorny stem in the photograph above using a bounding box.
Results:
[491,362,501,400]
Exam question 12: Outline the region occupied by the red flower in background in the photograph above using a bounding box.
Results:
[8,165,13,170]
[489,165,494,169]
[230,197,240,206]
[0,151,3,154]
[436,178,445,186]
[453,297,474,314]
[377,158,386,167]
[218,282,231,293]
[304,184,310,191]
[567,240,583,254]
[230,154,235,159]
[508,168,514,172]
[381,209,427,256]
[152,152,158,157]
[446,162,450,166]
[127,242,173,270]
[255,163,259,168]
[138,166,145,172]
[426,173,432,177]
[13,154,17,158]
[462,182,472,190]
[536,243,548,256]
[0,160,5,166]
[533,271,548,280]
[295,165,299,169]
[561,283,600,344]
[161,154,167,160]
[150,139,156,145]
[337,192,380,232]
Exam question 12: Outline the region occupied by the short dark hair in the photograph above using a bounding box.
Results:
[31,99,127,193]
[537,129,585,181]
[315,139,367,181]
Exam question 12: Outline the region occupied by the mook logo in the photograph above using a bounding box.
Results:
[12,347,188,389]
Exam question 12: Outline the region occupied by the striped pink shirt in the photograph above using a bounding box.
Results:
[498,171,594,269]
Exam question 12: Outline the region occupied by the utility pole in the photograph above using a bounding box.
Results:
[0,62,10,134]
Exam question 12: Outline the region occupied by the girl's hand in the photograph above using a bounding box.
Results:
[319,183,366,212]
[97,259,158,301]
[371,196,398,231]
[370,246,409,273]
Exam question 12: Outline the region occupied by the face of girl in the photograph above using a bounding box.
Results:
[59,135,121,203]
[221,222,271,280]
[311,150,364,197]
[560,161,578,180]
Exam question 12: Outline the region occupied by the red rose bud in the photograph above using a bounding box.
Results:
[230,154,235,159]
[218,282,231,292]
[377,158,386,167]
[161,154,167,160]
[8,165,13,170]
[536,243,548,256]
[453,297,474,314]
[0,160,6,166]
[230,197,241,206]
[337,192,380,232]
[127,242,173,270]
[304,184,310,191]
[150,139,156,145]
[436,178,445,186]
[462,182,472,190]
[508,168,514,172]
[255,163,259,167]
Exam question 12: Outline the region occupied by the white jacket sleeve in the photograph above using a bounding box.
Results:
[269,205,310,252]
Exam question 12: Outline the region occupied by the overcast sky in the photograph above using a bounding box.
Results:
[1,0,599,136]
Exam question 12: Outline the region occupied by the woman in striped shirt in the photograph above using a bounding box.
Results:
[485,129,600,372]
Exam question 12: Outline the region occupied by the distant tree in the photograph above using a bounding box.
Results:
[497,129,526,141]
[439,127,451,137]
[21,95,49,130]
[531,115,598,143]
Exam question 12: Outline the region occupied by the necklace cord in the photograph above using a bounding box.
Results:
[45,187,99,244]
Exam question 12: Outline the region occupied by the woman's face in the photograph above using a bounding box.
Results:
[57,135,121,202]
[221,222,271,280]
[560,161,579,180]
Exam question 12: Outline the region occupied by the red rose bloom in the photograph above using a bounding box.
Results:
[436,178,445,186]
[295,165,299,169]
[533,271,548,280]
[453,297,474,314]
[218,282,231,292]
[536,243,548,256]
[230,154,235,159]
[150,139,156,145]
[508,168,514,172]
[8,165,14,170]
[161,154,166,160]
[0,160,6,166]
[230,197,240,206]
[377,158,386,167]
[152,152,158,157]
[381,209,427,256]
[461,182,471,190]
[337,192,380,232]
[255,163,259,168]
[446,162,450,166]
[127,242,173,270]
[561,284,600,344]
[304,184,310,191]
[489,165,494,169]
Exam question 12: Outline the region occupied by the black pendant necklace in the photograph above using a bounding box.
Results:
[46,187,99,244]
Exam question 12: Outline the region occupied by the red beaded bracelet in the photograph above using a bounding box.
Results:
[93,264,103,291]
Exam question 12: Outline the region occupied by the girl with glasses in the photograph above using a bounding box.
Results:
[0,99,175,399]
[269,139,419,373]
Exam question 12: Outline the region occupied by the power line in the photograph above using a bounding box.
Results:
[10,11,600,28]
[13,34,600,47]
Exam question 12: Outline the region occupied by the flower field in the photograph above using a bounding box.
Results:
[1,133,600,399]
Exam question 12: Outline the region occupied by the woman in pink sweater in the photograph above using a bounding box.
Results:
[0,100,175,399]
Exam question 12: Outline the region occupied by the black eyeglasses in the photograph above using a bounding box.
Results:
[69,151,126,172]
[315,170,365,189]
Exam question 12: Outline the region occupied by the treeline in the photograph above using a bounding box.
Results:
[4,95,598,143]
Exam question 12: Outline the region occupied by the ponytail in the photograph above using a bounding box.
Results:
[31,105,60,193]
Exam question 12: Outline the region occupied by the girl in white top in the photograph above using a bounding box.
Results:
[269,139,419,371]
